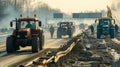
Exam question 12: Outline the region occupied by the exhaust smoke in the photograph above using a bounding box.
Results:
[0,6,18,28]
[111,0,120,25]
[0,0,61,28]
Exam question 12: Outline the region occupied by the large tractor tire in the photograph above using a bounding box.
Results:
[6,36,15,53]
[69,29,73,38]
[57,30,62,38]
[14,44,20,50]
[69,34,72,38]
[110,29,115,38]
[31,36,39,53]
[97,29,101,39]
[68,32,72,38]
[39,33,44,50]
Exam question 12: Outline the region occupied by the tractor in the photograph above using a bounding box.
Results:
[57,22,75,38]
[6,16,44,53]
[95,17,115,39]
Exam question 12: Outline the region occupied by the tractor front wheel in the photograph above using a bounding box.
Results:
[110,29,115,38]
[97,29,101,39]
[31,36,39,53]
[6,36,15,53]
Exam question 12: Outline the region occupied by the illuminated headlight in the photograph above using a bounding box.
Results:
[103,28,106,30]
[17,35,20,38]
[25,35,27,38]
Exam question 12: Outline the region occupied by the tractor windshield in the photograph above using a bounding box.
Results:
[60,22,69,27]
[18,20,36,29]
[99,19,110,26]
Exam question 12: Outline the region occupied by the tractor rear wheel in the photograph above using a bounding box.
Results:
[57,30,62,38]
[97,29,101,39]
[110,29,115,38]
[31,36,39,53]
[68,30,73,38]
[14,44,20,50]
[39,34,44,50]
[69,33,72,38]
[6,36,15,53]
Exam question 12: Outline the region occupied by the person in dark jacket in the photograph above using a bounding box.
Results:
[89,25,94,35]
[49,25,54,38]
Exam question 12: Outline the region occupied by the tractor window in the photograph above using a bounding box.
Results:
[60,23,68,27]
[111,20,115,25]
[99,19,110,25]
[18,21,36,29]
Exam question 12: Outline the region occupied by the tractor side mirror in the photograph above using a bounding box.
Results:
[57,23,60,26]
[10,22,13,27]
[113,19,115,24]
[95,19,98,23]
[39,21,42,26]
[111,19,115,24]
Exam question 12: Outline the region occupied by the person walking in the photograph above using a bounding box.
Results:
[49,25,54,38]
[89,25,94,35]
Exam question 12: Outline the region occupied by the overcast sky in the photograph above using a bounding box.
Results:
[41,0,112,13]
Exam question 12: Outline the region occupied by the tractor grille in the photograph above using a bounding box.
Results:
[17,32,27,39]
[102,27,109,34]
[102,27,109,31]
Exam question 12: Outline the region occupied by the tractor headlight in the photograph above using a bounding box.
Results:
[25,35,27,38]
[103,28,105,30]
[17,35,20,38]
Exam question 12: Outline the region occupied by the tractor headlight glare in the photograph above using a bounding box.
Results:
[17,35,20,38]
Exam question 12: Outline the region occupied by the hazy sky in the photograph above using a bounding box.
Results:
[41,0,112,13]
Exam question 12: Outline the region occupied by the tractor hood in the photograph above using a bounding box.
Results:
[16,28,31,39]
[18,28,30,32]
[102,25,109,28]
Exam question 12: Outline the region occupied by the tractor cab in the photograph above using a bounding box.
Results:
[11,18,41,29]
[57,22,75,38]
[10,17,42,36]
[18,18,37,29]
[58,22,74,29]
[96,17,115,39]
[60,22,69,28]
[98,18,115,27]
[18,18,41,34]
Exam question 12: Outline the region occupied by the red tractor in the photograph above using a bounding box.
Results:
[6,17,44,53]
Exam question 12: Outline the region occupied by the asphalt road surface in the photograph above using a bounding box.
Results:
[0,27,81,67]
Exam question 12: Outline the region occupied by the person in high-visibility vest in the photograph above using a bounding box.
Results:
[107,10,112,18]
[107,6,112,18]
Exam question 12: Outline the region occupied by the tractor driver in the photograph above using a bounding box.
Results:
[25,21,34,29]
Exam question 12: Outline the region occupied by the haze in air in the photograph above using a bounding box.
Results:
[42,0,112,13]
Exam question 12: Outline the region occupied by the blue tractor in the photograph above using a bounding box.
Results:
[96,17,115,39]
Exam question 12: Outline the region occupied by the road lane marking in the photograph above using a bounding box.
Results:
[0,52,7,57]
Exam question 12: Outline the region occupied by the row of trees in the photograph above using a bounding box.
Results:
[0,0,16,21]
[0,0,7,21]
[0,0,62,26]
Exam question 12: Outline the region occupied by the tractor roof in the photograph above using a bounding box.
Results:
[99,17,114,20]
[18,18,38,21]
[60,22,73,23]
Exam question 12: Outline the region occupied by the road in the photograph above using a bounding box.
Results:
[0,27,81,67]
[0,35,68,66]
